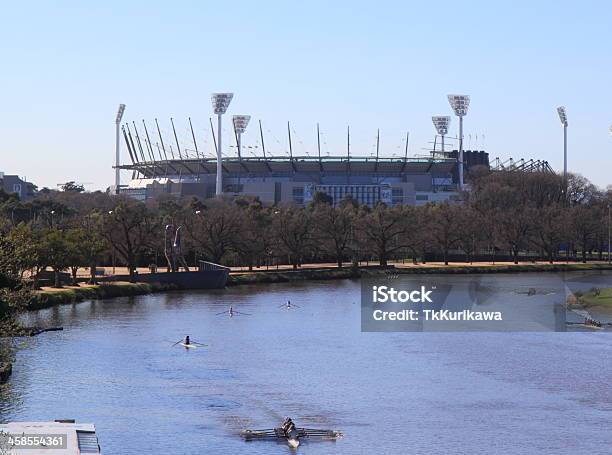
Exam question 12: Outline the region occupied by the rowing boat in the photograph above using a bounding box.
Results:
[180,343,197,348]
[241,426,343,447]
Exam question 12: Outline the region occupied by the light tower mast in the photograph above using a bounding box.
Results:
[211,93,234,196]
[557,106,568,191]
[115,104,126,194]
[447,95,470,189]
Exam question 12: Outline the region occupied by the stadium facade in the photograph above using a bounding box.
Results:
[116,150,492,206]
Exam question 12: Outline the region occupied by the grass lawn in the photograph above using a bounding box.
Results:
[576,287,612,309]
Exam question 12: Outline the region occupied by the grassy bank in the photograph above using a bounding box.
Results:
[573,287,612,312]
[29,282,178,310]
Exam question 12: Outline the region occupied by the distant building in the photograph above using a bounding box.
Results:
[117,153,491,206]
[0,172,37,200]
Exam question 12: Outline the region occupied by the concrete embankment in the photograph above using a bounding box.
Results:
[226,262,612,285]
[227,267,364,285]
[391,263,612,274]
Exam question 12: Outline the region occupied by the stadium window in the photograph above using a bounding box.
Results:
[293,187,304,204]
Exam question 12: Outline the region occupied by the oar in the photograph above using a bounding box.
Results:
[190,341,208,346]
[170,339,183,347]
[299,428,343,437]
[241,429,277,438]
[215,310,229,316]
[233,310,251,316]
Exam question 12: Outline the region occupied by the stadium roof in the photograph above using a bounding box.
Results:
[118,155,458,178]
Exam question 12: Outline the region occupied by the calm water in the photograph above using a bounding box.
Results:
[2,272,612,454]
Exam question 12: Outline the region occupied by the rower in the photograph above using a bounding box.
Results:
[281,417,296,435]
[184,335,191,345]
[229,306,234,317]
[279,300,299,310]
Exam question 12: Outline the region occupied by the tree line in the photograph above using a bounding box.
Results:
[0,170,610,295]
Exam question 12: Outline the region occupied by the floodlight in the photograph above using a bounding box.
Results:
[211,93,234,196]
[115,103,126,194]
[557,106,568,126]
[211,93,234,114]
[232,115,251,134]
[447,94,470,189]
[233,115,251,161]
[432,116,450,135]
[447,95,470,117]
[556,106,568,192]
[116,104,126,124]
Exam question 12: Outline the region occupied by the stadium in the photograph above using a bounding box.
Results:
[117,150,489,206]
[115,106,552,207]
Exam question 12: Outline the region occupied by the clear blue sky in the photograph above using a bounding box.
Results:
[1,0,611,190]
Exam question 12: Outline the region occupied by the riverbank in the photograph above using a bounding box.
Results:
[28,262,612,308]
[393,262,612,274]
[228,261,612,284]
[29,282,178,311]
[572,287,612,316]
[0,362,12,384]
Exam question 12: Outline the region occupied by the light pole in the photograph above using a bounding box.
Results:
[557,106,568,192]
[609,126,612,264]
[211,93,234,196]
[108,210,116,275]
[232,115,251,160]
[447,95,470,188]
[432,116,451,155]
[115,104,126,195]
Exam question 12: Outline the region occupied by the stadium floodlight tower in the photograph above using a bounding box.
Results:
[211,93,234,196]
[232,115,251,160]
[432,116,451,154]
[557,106,568,186]
[115,104,126,195]
[447,95,470,188]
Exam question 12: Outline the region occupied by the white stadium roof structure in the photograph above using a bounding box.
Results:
[117,155,459,179]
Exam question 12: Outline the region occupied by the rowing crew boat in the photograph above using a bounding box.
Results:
[241,427,343,448]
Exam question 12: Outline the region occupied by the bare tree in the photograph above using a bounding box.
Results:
[99,200,157,281]
[273,207,315,269]
[183,199,241,265]
[312,202,356,267]
[358,204,412,267]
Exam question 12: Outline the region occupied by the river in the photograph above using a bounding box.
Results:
[2,272,612,454]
